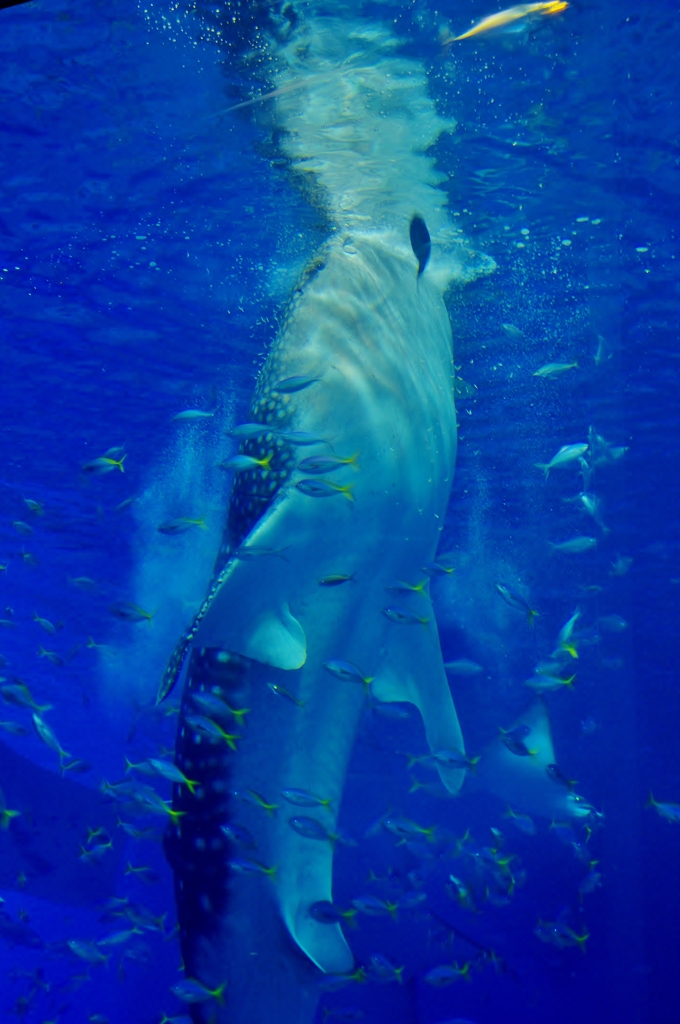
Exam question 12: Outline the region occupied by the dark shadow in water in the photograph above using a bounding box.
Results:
[0,740,121,905]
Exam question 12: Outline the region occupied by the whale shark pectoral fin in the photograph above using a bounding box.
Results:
[372,617,465,794]
[277,838,355,975]
[291,910,354,976]
[191,499,308,670]
[243,603,306,669]
[196,575,307,670]
[484,697,556,772]
[476,699,588,820]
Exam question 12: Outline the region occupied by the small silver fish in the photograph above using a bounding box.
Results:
[32,713,69,759]
[578,867,602,895]
[23,498,44,515]
[495,583,539,624]
[282,788,331,809]
[191,690,232,718]
[387,579,429,595]
[172,409,215,421]
[279,430,330,447]
[556,607,581,651]
[185,714,239,749]
[423,962,470,985]
[594,333,610,366]
[431,749,479,771]
[1,682,52,712]
[266,682,305,707]
[228,857,277,877]
[296,478,353,501]
[219,453,272,472]
[297,453,358,474]
[524,672,575,692]
[227,422,275,439]
[382,607,429,626]
[535,443,588,477]
[97,928,142,947]
[67,939,109,964]
[220,822,257,848]
[109,602,154,623]
[60,758,92,775]
[546,763,576,790]
[170,977,226,1003]
[597,614,627,633]
[271,375,321,394]
[157,518,207,536]
[82,454,126,475]
[146,758,199,793]
[533,361,578,378]
[33,613,58,635]
[610,555,633,576]
[323,660,373,686]
[368,953,404,984]
[504,807,536,835]
[318,573,355,587]
[579,492,608,533]
[288,816,336,842]
[443,659,484,676]
[549,536,597,554]
[68,576,98,591]
[0,720,28,736]
[647,794,680,823]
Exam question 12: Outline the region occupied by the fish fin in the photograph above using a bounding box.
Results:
[476,700,583,820]
[409,214,431,278]
[191,499,308,670]
[371,606,465,794]
[276,816,354,973]
[289,903,354,975]
[156,497,311,704]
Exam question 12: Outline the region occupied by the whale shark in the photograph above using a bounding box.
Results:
[160,3,494,1021]
[164,235,468,1019]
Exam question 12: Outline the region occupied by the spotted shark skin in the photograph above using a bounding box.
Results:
[163,5,475,1023]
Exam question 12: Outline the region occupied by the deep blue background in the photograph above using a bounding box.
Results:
[0,0,678,1021]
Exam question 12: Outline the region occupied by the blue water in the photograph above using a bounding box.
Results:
[0,0,678,1021]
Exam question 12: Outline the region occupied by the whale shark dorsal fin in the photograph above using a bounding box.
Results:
[513,697,555,764]
[371,605,465,794]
